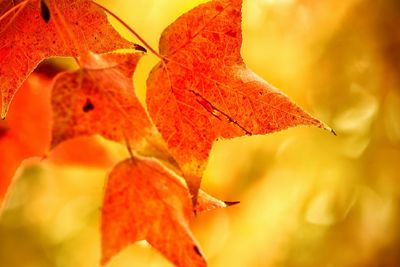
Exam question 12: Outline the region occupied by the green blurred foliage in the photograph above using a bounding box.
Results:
[1,0,400,266]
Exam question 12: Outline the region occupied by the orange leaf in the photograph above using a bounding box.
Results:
[0,0,132,118]
[0,65,116,208]
[50,52,168,159]
[47,137,116,168]
[146,0,331,202]
[101,158,228,267]
[0,73,52,205]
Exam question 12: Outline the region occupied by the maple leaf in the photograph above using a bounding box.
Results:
[146,0,332,202]
[0,73,52,205]
[50,52,169,161]
[0,0,133,119]
[101,158,228,267]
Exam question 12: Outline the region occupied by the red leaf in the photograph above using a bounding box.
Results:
[146,0,331,201]
[50,52,168,160]
[0,0,132,119]
[101,158,228,267]
[0,73,52,205]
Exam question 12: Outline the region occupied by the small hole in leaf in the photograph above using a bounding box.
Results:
[40,0,51,23]
[83,99,95,113]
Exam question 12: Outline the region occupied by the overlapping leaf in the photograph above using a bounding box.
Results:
[0,0,132,119]
[0,69,117,209]
[51,52,169,160]
[101,158,228,267]
[146,0,330,201]
[1,0,334,266]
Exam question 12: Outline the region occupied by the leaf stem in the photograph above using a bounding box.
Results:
[92,2,163,60]
[122,131,135,160]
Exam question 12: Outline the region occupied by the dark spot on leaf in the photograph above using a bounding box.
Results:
[212,32,220,42]
[40,0,51,23]
[193,246,202,256]
[0,125,9,138]
[83,99,95,113]
[230,10,240,18]
[215,4,223,12]
[225,30,237,38]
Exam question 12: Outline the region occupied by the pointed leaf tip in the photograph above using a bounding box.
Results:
[101,158,207,267]
[224,201,240,207]
[147,0,329,202]
[1,0,133,125]
[321,122,337,136]
[134,43,147,53]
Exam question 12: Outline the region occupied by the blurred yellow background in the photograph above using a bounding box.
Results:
[1,0,400,266]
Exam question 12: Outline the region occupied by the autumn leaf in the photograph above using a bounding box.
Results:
[50,52,170,161]
[47,137,116,168]
[146,0,331,202]
[0,73,52,205]
[0,63,117,209]
[101,158,228,267]
[34,61,119,169]
[0,0,132,119]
